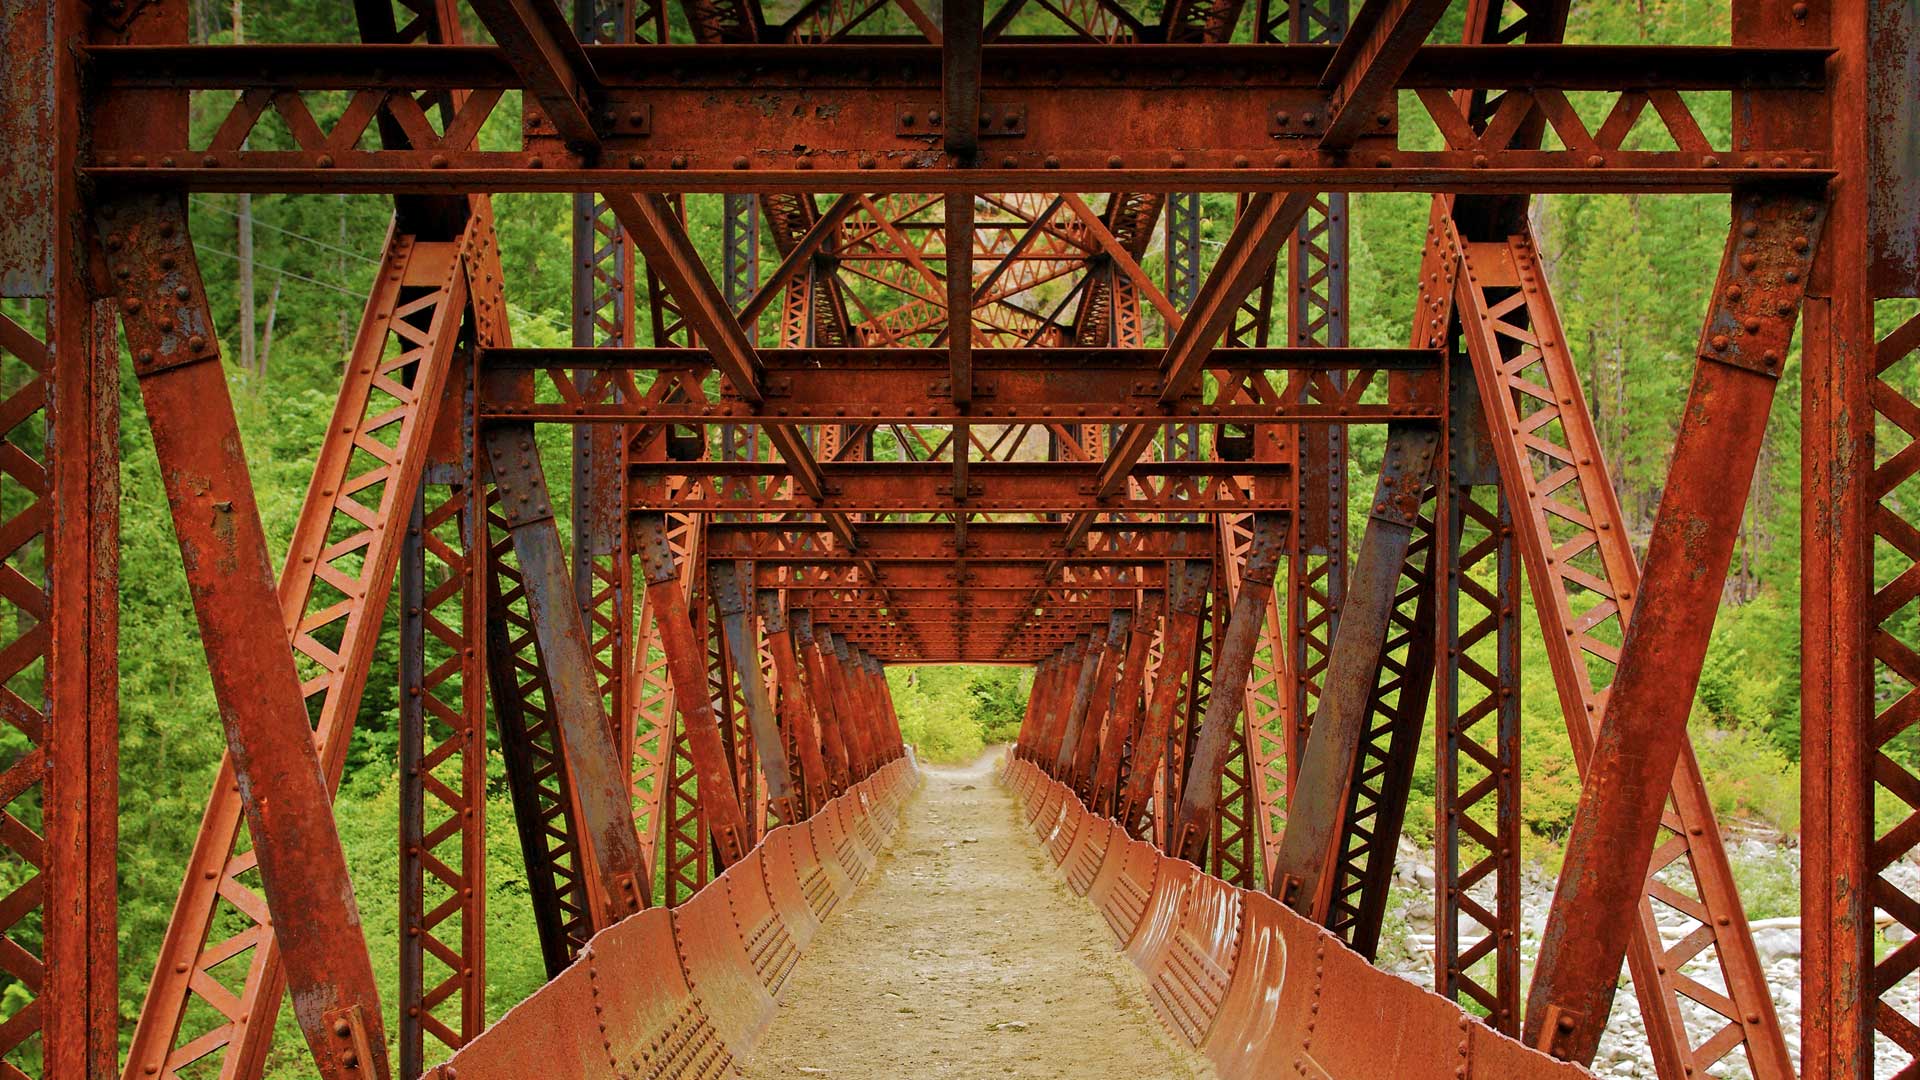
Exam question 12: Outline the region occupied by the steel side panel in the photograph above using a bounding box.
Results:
[434,963,606,1079]
[759,825,826,945]
[1064,816,1115,896]
[1127,855,1199,973]
[1090,835,1163,947]
[1304,940,1471,1079]
[672,862,777,1054]
[1145,872,1242,1047]
[1043,800,1084,865]
[587,910,739,1080]
[1203,892,1317,1077]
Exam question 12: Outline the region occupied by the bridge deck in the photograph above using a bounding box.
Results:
[744,755,1211,1080]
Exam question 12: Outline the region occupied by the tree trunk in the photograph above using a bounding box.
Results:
[232,0,255,374]
[257,275,282,380]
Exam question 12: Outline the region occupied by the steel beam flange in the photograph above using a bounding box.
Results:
[1690,187,1828,379]
[482,424,559,527]
[634,511,678,585]
[1366,423,1441,527]
[94,193,221,378]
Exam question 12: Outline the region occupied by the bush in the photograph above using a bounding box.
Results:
[885,665,1032,763]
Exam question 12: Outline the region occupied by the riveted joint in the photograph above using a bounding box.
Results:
[95,194,223,379]
[632,512,680,584]
[1695,189,1828,379]
[1367,424,1442,527]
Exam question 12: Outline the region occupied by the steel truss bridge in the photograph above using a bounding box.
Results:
[0,0,1913,1077]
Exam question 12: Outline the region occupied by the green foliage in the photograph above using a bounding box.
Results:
[88,2,1827,1072]
[885,666,1033,763]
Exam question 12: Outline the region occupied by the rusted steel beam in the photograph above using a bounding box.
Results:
[1036,640,1081,770]
[1169,513,1286,863]
[484,344,1439,369]
[826,633,877,778]
[704,521,1217,562]
[1118,560,1212,835]
[1324,482,1440,959]
[870,653,906,758]
[1316,0,1453,150]
[99,192,393,1080]
[1450,215,1790,1078]
[1523,191,1825,1070]
[712,564,799,823]
[28,0,121,1073]
[1058,193,1182,326]
[484,491,597,974]
[793,610,853,793]
[634,512,753,864]
[1801,1,1876,1075]
[1269,423,1440,918]
[761,591,830,816]
[1015,654,1050,758]
[1095,193,1317,501]
[1052,634,1106,777]
[843,643,882,776]
[762,562,1166,590]
[861,651,899,761]
[740,193,860,324]
[943,0,983,159]
[1068,610,1131,796]
[480,424,648,921]
[603,191,833,503]
[466,0,603,152]
[84,43,1833,194]
[629,459,1295,514]
[1091,591,1161,817]
[479,346,1441,425]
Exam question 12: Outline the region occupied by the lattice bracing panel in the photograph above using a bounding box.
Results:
[1868,307,1920,1071]
[0,306,52,1080]
[1454,227,1786,1077]
[1435,481,1522,1035]
[399,433,488,1076]
[124,229,470,1080]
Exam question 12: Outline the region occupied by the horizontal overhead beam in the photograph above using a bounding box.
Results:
[761,562,1165,589]
[480,346,1441,424]
[87,44,1830,194]
[705,521,1215,562]
[626,460,1292,513]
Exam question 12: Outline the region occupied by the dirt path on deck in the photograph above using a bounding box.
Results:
[741,751,1214,1080]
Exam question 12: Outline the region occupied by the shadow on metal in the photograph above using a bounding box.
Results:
[421,759,920,1079]
[1001,756,1595,1080]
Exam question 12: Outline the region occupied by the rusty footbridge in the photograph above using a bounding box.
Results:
[1,0,1913,1077]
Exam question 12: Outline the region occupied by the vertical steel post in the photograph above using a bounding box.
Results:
[1434,355,1522,1033]
[399,370,490,1075]
[634,512,752,865]
[1092,591,1161,817]
[713,563,797,824]
[27,0,120,1071]
[761,591,829,816]
[1800,1,1878,1077]
[100,193,393,1080]
[1171,514,1286,863]
[1269,423,1441,918]
[1119,561,1212,835]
